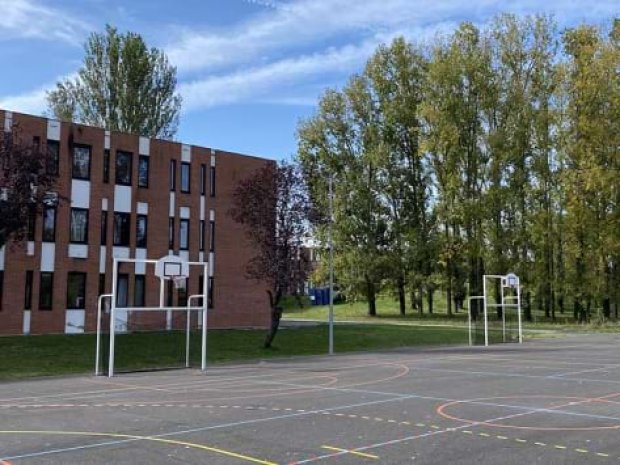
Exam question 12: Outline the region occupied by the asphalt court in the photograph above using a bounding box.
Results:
[2,332,620,464]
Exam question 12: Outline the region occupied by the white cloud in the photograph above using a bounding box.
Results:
[0,86,48,115]
[0,0,90,44]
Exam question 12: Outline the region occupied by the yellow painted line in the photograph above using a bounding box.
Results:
[496,435,508,440]
[515,439,527,443]
[462,430,473,435]
[479,433,490,437]
[554,445,566,450]
[400,421,410,425]
[321,445,378,460]
[535,442,547,446]
[430,425,440,430]
[595,453,609,457]
[0,430,277,465]
[574,449,588,453]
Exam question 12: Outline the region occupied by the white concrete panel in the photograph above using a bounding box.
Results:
[179,250,189,263]
[0,246,4,270]
[182,144,191,163]
[200,197,205,220]
[137,202,148,215]
[23,310,31,335]
[27,241,35,256]
[68,244,88,259]
[209,252,214,276]
[139,137,150,156]
[71,180,91,208]
[209,209,215,221]
[41,243,55,272]
[112,247,130,259]
[47,119,61,141]
[199,251,204,263]
[169,192,175,217]
[101,198,108,211]
[166,310,172,330]
[180,207,190,219]
[114,185,132,213]
[104,130,111,150]
[135,248,147,275]
[99,246,106,273]
[65,310,86,334]
[210,154,216,167]
[115,311,128,332]
[4,111,12,132]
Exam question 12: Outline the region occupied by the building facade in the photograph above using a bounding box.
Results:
[0,109,271,335]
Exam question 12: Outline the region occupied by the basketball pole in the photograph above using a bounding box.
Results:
[328,174,334,356]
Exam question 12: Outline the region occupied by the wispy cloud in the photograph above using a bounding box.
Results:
[0,0,90,44]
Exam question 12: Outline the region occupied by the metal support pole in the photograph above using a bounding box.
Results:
[95,294,112,376]
[328,175,334,355]
[517,280,523,344]
[501,282,506,343]
[483,276,488,347]
[202,264,208,372]
[108,258,118,377]
[468,297,472,346]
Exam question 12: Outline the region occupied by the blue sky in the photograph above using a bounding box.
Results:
[0,0,617,160]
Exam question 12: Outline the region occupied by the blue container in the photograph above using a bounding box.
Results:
[309,288,319,306]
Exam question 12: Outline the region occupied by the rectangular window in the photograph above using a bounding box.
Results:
[27,206,36,241]
[200,164,206,195]
[113,212,130,247]
[134,275,145,307]
[168,218,174,249]
[177,279,188,307]
[138,155,149,187]
[181,162,190,193]
[101,211,108,245]
[136,214,148,248]
[209,220,215,252]
[46,140,59,176]
[24,271,33,310]
[72,145,91,180]
[169,160,176,191]
[179,219,189,250]
[199,220,205,251]
[209,166,216,197]
[103,149,110,183]
[115,150,132,185]
[42,206,56,242]
[166,280,173,307]
[208,277,214,309]
[39,272,53,310]
[67,272,86,309]
[70,208,89,244]
[98,273,105,296]
[116,274,128,307]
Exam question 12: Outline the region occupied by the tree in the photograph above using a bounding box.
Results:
[47,25,182,140]
[0,127,59,248]
[229,161,313,348]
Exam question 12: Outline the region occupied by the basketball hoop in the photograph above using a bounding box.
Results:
[173,276,186,290]
[505,273,519,289]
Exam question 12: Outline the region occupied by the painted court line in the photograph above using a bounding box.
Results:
[321,445,378,459]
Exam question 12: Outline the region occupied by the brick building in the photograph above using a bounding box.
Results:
[0,109,272,335]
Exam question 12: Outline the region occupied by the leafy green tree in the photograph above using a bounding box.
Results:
[47,25,182,140]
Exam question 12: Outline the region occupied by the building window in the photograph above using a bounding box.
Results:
[166,280,173,307]
[25,271,33,310]
[181,162,190,193]
[169,160,176,191]
[39,272,53,310]
[46,140,59,176]
[200,164,206,195]
[72,145,91,180]
[199,220,205,251]
[168,218,174,249]
[116,274,129,307]
[177,278,188,307]
[208,277,214,309]
[138,155,149,188]
[134,275,145,307]
[179,219,189,250]
[115,151,132,185]
[70,208,89,244]
[136,214,148,248]
[27,206,36,241]
[42,206,56,242]
[113,212,130,247]
[209,220,215,252]
[209,166,216,197]
[103,149,110,183]
[98,273,105,296]
[67,272,86,309]
[101,211,108,245]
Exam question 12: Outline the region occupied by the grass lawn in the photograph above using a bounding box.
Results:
[0,324,468,380]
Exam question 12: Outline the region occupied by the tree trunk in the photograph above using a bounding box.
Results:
[397,276,406,316]
[446,277,453,317]
[417,285,424,317]
[366,277,377,316]
[427,287,434,315]
[264,290,283,349]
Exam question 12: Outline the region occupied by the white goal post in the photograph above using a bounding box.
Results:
[468,273,522,347]
[95,254,209,377]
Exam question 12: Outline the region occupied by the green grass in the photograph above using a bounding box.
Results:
[0,324,469,380]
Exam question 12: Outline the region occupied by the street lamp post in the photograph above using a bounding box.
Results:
[328,174,334,355]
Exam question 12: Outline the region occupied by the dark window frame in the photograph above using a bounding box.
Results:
[42,205,56,242]
[46,140,59,176]
[209,220,215,252]
[27,206,36,241]
[103,149,110,183]
[179,219,189,251]
[138,155,149,188]
[39,272,54,310]
[199,220,205,251]
[209,166,216,197]
[208,277,214,309]
[169,160,176,191]
[66,272,87,309]
[71,144,91,180]
[98,273,106,296]
[101,211,108,245]
[113,212,131,247]
[136,214,148,248]
[25,270,33,310]
[200,164,206,195]
[116,273,129,307]
[115,150,133,186]
[69,207,89,244]
[168,217,174,249]
[180,162,191,193]
[134,275,145,307]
